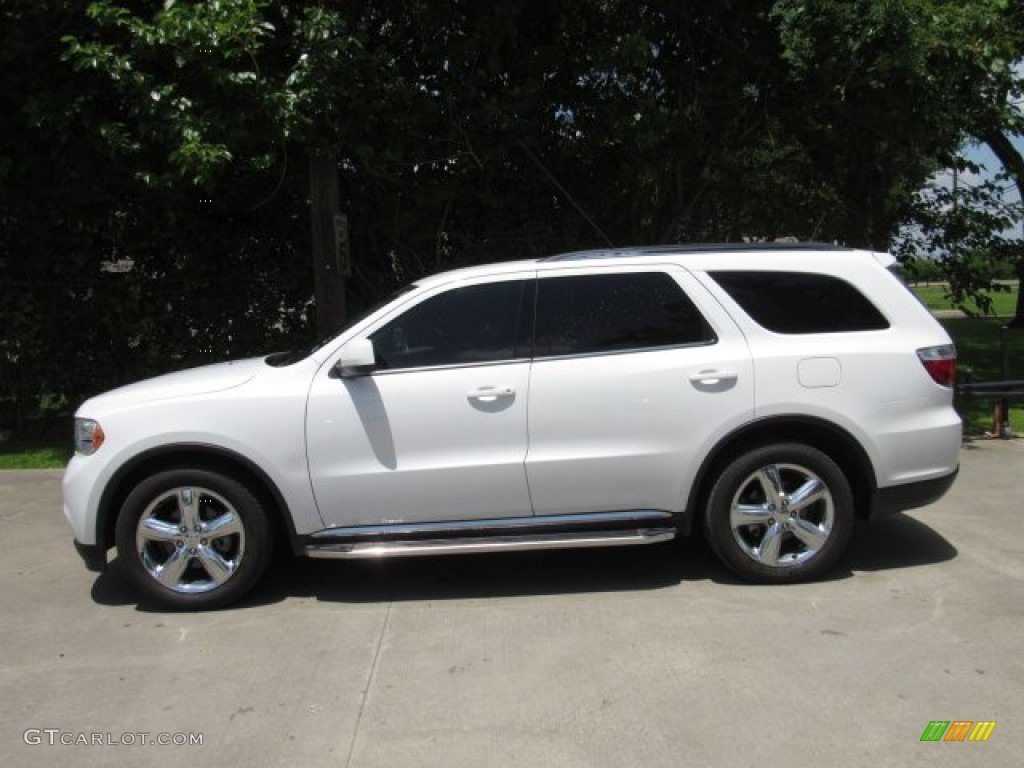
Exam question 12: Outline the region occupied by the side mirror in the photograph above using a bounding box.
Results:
[334,338,376,378]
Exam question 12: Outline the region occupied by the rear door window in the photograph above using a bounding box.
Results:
[534,271,716,357]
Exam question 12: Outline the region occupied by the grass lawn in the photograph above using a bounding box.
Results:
[912,281,1019,317]
[0,439,70,469]
[940,316,1024,436]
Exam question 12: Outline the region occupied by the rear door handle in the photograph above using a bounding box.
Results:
[688,369,738,386]
[467,386,515,402]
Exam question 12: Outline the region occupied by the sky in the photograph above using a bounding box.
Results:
[963,138,1023,199]
[960,133,1023,237]
[951,61,1024,235]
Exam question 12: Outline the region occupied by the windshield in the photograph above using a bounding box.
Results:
[265,285,416,367]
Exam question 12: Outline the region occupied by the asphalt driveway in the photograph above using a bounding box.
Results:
[1,438,1022,767]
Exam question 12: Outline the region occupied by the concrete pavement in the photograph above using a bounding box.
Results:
[1,439,1022,767]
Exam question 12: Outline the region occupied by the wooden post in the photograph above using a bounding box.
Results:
[309,155,347,334]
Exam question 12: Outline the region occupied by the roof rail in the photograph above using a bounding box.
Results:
[544,242,853,262]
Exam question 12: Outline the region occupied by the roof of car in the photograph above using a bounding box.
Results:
[543,242,853,261]
[411,242,888,289]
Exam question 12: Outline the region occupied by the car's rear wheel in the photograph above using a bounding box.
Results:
[704,444,854,583]
[115,469,272,610]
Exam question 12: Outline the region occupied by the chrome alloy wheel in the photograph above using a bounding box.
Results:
[135,486,246,594]
[728,462,834,568]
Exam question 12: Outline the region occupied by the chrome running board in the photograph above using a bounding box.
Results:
[305,528,675,559]
[309,509,673,540]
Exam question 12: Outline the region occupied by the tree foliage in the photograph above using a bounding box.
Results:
[895,160,1021,315]
[2,0,1023,428]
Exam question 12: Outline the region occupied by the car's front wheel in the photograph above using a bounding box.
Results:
[115,469,273,610]
[704,444,854,583]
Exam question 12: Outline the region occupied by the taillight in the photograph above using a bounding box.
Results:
[917,345,956,387]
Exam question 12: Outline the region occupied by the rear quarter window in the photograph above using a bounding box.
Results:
[708,271,889,334]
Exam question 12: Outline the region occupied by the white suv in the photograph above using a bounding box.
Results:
[63,244,961,609]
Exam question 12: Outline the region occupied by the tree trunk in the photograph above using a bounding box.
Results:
[309,155,347,335]
[1010,258,1024,329]
[981,129,1024,327]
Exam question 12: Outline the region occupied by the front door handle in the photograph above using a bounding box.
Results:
[467,386,515,402]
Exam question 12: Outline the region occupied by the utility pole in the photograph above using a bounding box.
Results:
[951,164,959,262]
[309,155,348,334]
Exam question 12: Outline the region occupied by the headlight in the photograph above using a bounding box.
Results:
[74,418,105,455]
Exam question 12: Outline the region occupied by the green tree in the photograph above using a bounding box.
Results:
[5,0,1024,430]
[895,161,1021,315]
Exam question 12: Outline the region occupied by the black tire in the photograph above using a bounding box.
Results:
[703,443,854,583]
[115,469,273,610]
